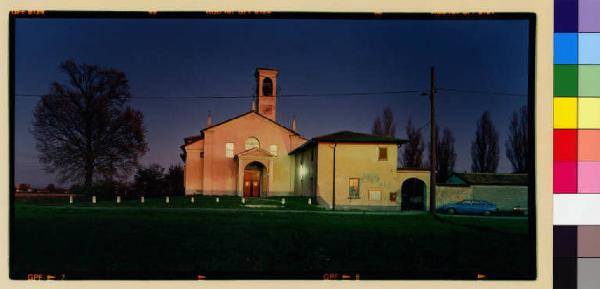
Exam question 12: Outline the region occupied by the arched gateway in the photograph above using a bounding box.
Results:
[401,178,426,210]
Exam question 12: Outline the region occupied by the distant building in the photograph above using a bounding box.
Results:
[16,183,33,193]
[439,173,529,211]
[181,68,434,210]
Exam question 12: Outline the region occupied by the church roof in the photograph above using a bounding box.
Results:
[183,133,204,145]
[449,173,529,186]
[256,67,278,72]
[312,131,407,143]
[289,130,407,155]
[182,111,303,147]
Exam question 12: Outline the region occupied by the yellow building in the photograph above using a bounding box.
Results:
[289,131,431,210]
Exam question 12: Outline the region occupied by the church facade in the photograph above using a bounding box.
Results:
[181,68,306,197]
[181,68,431,210]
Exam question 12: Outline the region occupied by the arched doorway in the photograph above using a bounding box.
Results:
[401,178,426,210]
[243,161,266,197]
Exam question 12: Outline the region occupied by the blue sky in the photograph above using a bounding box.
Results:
[14,17,530,187]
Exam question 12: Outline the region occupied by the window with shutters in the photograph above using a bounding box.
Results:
[378,147,388,161]
[369,190,382,201]
[349,178,360,199]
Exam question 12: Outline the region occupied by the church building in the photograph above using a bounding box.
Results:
[181,68,431,210]
[181,68,306,197]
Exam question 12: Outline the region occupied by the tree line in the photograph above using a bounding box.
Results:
[371,105,529,183]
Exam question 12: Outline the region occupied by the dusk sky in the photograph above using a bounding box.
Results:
[14,17,530,187]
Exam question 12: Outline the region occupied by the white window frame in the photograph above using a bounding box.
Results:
[269,144,278,156]
[225,142,234,158]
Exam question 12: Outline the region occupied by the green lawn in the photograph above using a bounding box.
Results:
[11,201,533,280]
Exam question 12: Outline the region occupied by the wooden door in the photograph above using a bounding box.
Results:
[243,170,261,197]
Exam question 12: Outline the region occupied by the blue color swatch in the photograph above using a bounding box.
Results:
[555,33,579,64]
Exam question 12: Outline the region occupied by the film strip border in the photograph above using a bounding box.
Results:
[554,0,600,288]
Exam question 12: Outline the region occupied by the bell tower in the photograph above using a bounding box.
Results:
[255,68,278,121]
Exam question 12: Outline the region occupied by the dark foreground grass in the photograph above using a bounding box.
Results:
[11,203,533,280]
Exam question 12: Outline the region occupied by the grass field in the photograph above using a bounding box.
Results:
[11,199,533,280]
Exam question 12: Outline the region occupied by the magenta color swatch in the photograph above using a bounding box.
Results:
[578,162,600,193]
[579,0,600,32]
[554,161,578,193]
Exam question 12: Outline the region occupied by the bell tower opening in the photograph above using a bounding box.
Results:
[255,68,278,121]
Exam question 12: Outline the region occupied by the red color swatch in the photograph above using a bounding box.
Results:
[554,129,578,161]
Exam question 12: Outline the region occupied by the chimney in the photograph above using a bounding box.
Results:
[207,111,212,127]
[292,116,297,131]
[251,99,256,111]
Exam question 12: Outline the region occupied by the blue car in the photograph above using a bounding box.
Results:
[439,200,498,216]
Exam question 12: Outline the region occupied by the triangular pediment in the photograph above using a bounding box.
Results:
[203,111,304,139]
[236,147,275,158]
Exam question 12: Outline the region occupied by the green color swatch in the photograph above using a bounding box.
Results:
[555,65,579,96]
[579,65,600,97]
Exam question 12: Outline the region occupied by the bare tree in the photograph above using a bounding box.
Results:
[32,60,148,190]
[371,106,396,137]
[506,105,529,173]
[401,118,425,168]
[372,117,383,136]
[470,111,500,173]
[428,126,457,182]
[382,106,396,137]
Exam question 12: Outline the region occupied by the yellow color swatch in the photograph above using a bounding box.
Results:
[579,98,600,129]
[554,97,578,128]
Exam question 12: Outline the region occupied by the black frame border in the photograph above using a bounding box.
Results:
[8,10,537,281]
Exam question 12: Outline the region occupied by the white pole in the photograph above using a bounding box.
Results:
[69,195,73,204]
[116,196,121,204]
[191,196,195,203]
[216,197,220,203]
[141,196,145,203]
[308,198,312,205]
[281,198,286,205]
[166,196,170,204]
[92,195,96,204]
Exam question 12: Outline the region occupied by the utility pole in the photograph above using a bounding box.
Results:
[332,142,336,211]
[429,66,437,214]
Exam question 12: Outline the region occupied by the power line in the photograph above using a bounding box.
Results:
[14,89,425,101]
[416,120,431,133]
[15,87,528,101]
[437,87,527,97]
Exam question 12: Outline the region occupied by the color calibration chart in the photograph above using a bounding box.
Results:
[554,0,600,288]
